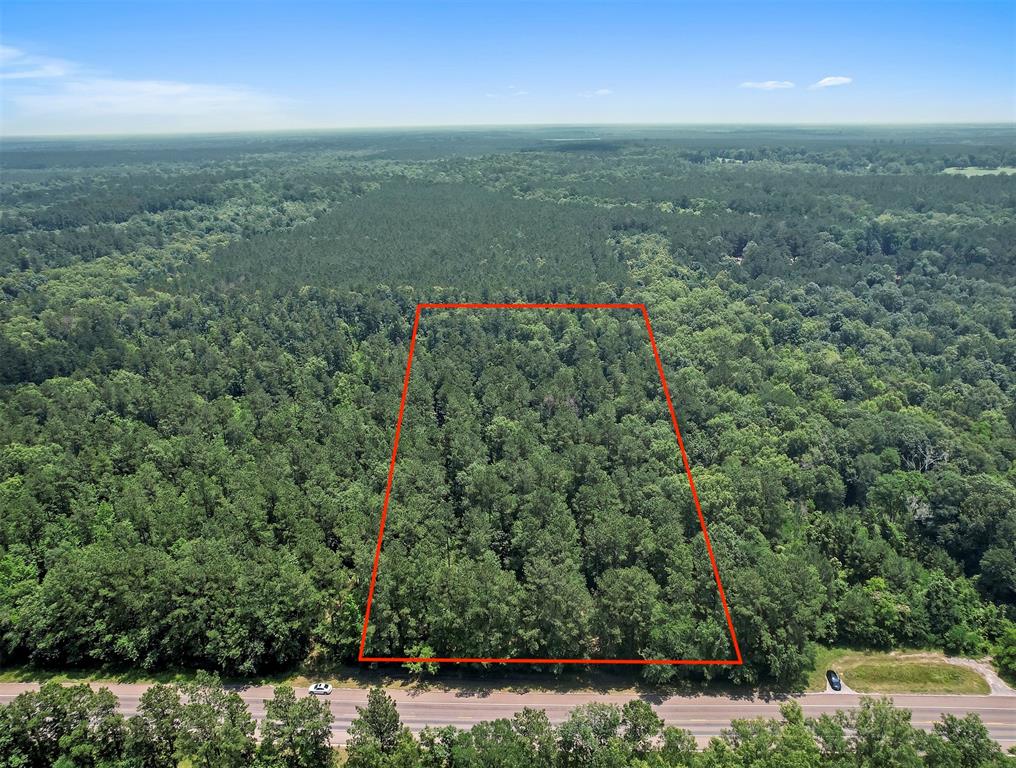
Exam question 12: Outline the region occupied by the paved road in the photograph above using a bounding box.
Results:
[1,684,1013,748]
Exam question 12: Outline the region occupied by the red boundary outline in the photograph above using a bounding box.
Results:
[358,303,743,666]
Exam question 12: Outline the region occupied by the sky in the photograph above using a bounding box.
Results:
[1,0,1014,136]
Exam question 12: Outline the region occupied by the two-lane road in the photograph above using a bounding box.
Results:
[1,683,1013,748]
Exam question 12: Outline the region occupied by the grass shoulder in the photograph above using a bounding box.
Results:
[0,662,655,695]
[0,663,339,689]
[808,648,990,694]
[3,650,994,697]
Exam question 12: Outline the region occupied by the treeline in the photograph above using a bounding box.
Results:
[0,674,333,768]
[343,689,1013,768]
[2,683,1011,768]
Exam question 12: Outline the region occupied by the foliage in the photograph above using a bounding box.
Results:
[0,676,334,768]
[0,682,125,768]
[349,687,408,757]
[338,694,1012,768]
[995,624,1016,679]
[257,684,335,768]
[1,127,1014,683]
[1,682,1011,767]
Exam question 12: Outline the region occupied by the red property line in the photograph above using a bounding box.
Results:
[358,302,743,666]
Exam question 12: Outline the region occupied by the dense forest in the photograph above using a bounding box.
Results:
[365,307,734,662]
[2,683,1012,768]
[1,127,1015,686]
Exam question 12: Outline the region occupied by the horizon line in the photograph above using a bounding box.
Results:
[3,120,1015,142]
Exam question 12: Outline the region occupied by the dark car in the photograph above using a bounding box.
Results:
[826,670,842,691]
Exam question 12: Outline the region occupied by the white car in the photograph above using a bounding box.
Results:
[308,682,333,695]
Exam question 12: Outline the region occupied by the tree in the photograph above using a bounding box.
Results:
[520,556,593,659]
[809,712,852,767]
[923,713,1006,768]
[0,682,125,768]
[174,672,256,768]
[256,684,334,768]
[979,546,1016,604]
[720,534,824,685]
[402,643,440,677]
[556,703,625,767]
[844,697,922,768]
[995,624,1016,679]
[772,701,823,768]
[125,683,183,768]
[620,700,664,757]
[425,553,523,658]
[450,711,556,768]
[415,726,457,768]
[314,591,364,664]
[925,573,984,655]
[348,687,406,757]
[595,568,660,657]
[0,553,36,666]
[659,726,698,767]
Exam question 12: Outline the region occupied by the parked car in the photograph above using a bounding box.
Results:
[826,670,842,691]
[308,682,333,695]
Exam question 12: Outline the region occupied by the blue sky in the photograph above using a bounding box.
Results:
[1,0,1013,135]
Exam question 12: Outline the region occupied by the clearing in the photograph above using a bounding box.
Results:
[808,648,990,694]
[941,166,1016,176]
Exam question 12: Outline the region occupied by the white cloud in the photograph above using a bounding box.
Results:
[0,45,23,63]
[1,45,303,134]
[0,45,72,79]
[581,87,613,98]
[14,78,287,118]
[810,76,853,89]
[739,80,795,90]
[488,85,529,98]
[2,62,72,79]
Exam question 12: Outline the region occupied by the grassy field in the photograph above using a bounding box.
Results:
[942,166,1016,176]
[808,648,990,694]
